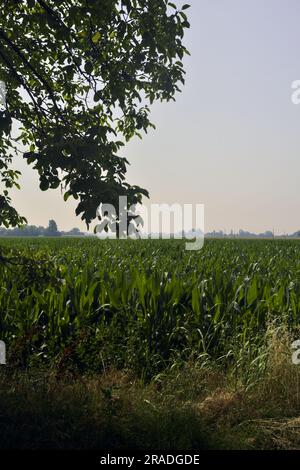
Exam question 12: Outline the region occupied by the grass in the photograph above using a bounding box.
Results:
[1,238,300,449]
[1,325,300,450]
[1,237,300,378]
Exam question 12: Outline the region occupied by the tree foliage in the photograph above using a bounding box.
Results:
[0,0,190,228]
[46,219,59,235]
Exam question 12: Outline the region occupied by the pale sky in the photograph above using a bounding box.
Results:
[10,0,300,233]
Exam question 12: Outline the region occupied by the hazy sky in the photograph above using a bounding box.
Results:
[10,0,300,233]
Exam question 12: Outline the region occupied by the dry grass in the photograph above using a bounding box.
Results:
[1,326,300,449]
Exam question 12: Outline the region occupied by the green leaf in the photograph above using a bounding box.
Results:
[39,179,49,191]
[84,61,93,74]
[94,90,102,102]
[92,32,101,43]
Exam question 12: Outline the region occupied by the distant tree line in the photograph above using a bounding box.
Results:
[205,229,300,238]
[0,220,84,237]
[0,223,299,239]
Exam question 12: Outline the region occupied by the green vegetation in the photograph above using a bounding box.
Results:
[1,238,300,449]
[1,238,300,378]
[0,1,189,228]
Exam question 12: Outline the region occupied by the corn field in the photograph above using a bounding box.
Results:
[1,238,300,379]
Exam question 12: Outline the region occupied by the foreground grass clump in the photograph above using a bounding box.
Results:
[1,327,300,450]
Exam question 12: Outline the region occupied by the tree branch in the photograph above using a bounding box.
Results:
[0,29,60,113]
[0,48,47,134]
